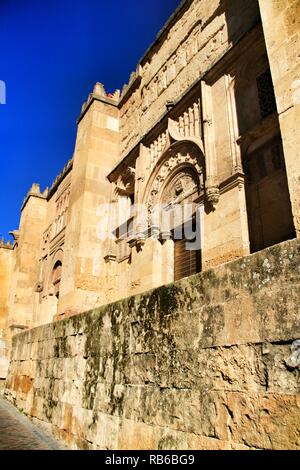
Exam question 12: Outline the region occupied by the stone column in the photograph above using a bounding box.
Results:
[201,80,220,209]
[259,0,300,235]
[201,78,250,269]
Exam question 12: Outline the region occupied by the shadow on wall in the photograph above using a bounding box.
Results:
[203,0,260,45]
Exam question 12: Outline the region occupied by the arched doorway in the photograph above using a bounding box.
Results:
[160,167,202,281]
[144,141,205,282]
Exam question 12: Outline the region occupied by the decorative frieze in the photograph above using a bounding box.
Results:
[147,99,201,172]
[149,132,168,170]
[141,21,204,113]
[120,11,225,156]
[53,186,70,239]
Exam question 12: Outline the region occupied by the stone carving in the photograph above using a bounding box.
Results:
[147,149,204,217]
[115,167,136,197]
[206,186,220,210]
[53,186,70,239]
[141,21,203,112]
[171,101,202,141]
[162,171,198,207]
[149,132,168,170]
[35,281,44,293]
[120,10,225,156]
[148,100,202,173]
[42,226,51,255]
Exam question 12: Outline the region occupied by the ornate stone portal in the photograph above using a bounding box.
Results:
[146,144,204,221]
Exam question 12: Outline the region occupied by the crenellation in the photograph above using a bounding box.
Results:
[48,158,73,199]
[21,183,48,212]
[0,239,13,250]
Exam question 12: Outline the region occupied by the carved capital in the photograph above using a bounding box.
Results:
[160,230,172,243]
[150,225,160,240]
[206,186,220,210]
[136,236,146,250]
[129,222,146,250]
[104,252,117,263]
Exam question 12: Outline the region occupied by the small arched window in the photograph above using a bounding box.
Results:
[52,260,62,299]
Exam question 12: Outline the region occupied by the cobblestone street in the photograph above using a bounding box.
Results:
[0,398,64,450]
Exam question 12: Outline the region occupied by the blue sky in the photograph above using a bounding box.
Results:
[0,0,181,240]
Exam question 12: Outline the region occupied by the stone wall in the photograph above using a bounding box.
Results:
[7,191,47,331]
[5,238,300,450]
[0,245,13,378]
[58,96,120,318]
[0,246,13,331]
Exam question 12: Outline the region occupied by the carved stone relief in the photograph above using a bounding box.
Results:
[162,170,199,207]
[147,147,204,217]
[115,167,136,198]
[147,99,202,174]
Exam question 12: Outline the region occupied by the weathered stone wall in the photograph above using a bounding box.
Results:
[34,165,72,327]
[58,96,120,318]
[0,247,13,331]
[5,238,300,450]
[7,193,48,331]
[0,246,13,378]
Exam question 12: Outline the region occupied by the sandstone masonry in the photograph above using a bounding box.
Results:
[1,0,300,450]
[4,239,300,449]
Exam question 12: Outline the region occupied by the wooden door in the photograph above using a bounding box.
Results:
[174,236,201,281]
